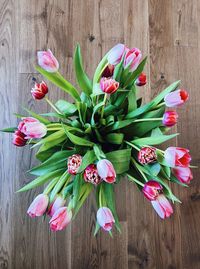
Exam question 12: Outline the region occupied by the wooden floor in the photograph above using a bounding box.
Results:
[1,0,200,268]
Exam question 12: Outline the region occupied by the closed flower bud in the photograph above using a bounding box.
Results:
[101,64,114,77]
[97,159,116,183]
[67,154,82,175]
[37,49,59,73]
[142,180,163,201]
[107,43,125,65]
[138,147,157,165]
[136,73,147,86]
[12,130,27,147]
[162,111,178,127]
[124,47,142,72]
[49,207,72,231]
[84,164,102,185]
[27,193,49,218]
[100,77,119,94]
[173,166,193,184]
[48,195,66,217]
[164,89,189,107]
[97,207,115,231]
[164,147,191,168]
[18,117,47,139]
[151,194,173,219]
[31,81,48,100]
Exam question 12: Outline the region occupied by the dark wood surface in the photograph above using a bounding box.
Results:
[0,0,200,268]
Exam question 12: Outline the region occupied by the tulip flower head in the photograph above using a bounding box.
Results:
[97,207,115,231]
[124,47,142,72]
[102,64,114,78]
[142,180,163,201]
[100,77,119,94]
[164,147,191,168]
[136,72,147,86]
[48,195,66,217]
[31,81,48,100]
[37,49,59,73]
[27,193,49,218]
[97,159,116,183]
[12,130,27,147]
[162,111,178,127]
[151,194,173,219]
[67,154,82,175]
[164,89,189,107]
[49,207,72,231]
[173,166,193,184]
[18,117,47,139]
[84,164,102,185]
[138,147,157,165]
[107,43,125,65]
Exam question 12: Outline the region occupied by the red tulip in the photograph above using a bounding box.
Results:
[27,193,49,218]
[102,64,114,77]
[164,89,189,107]
[84,164,102,185]
[173,166,193,184]
[67,154,82,175]
[138,147,157,165]
[164,147,191,168]
[12,130,27,147]
[48,195,66,217]
[31,81,48,100]
[142,180,163,201]
[18,117,47,139]
[97,207,115,231]
[49,207,72,231]
[37,49,59,73]
[136,73,147,86]
[100,77,119,94]
[107,43,125,65]
[124,47,142,72]
[162,111,178,127]
[97,159,116,183]
[151,194,173,219]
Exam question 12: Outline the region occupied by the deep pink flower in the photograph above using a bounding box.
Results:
[37,49,59,73]
[31,81,48,100]
[124,47,142,72]
[100,77,119,94]
[151,194,173,219]
[12,130,27,147]
[97,207,115,231]
[136,73,147,86]
[27,193,49,218]
[162,111,178,127]
[84,164,102,185]
[102,64,114,77]
[18,117,47,139]
[173,166,193,184]
[48,195,66,217]
[67,154,82,175]
[164,89,189,107]
[49,207,72,231]
[142,180,163,201]
[138,147,157,165]
[164,147,191,167]
[107,43,125,65]
[97,159,116,183]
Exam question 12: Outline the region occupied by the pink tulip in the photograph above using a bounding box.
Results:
[100,77,119,94]
[124,47,142,72]
[164,147,191,168]
[12,130,27,147]
[173,166,193,184]
[31,81,48,100]
[27,193,49,218]
[49,207,72,231]
[138,147,157,165]
[48,195,66,217]
[37,49,59,73]
[84,164,102,185]
[162,111,178,127]
[164,89,189,107]
[67,154,82,175]
[107,43,125,65]
[151,194,173,219]
[136,72,147,86]
[142,180,163,201]
[97,159,116,183]
[97,207,115,231]
[18,117,47,139]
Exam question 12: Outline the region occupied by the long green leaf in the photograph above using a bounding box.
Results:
[132,133,178,146]
[1,127,17,133]
[78,150,96,172]
[23,107,51,124]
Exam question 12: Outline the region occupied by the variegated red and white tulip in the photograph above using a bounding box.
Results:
[67,154,82,175]
[27,193,49,218]
[124,47,142,72]
[97,159,116,183]
[100,77,119,94]
[37,49,59,73]
[162,111,178,127]
[138,147,157,165]
[18,117,47,139]
[84,164,102,185]
[31,81,48,100]
[164,147,191,168]
[107,43,125,65]
[48,195,66,217]
[49,207,72,231]
[97,207,115,231]
[12,130,27,147]
[164,89,189,107]
[173,166,193,184]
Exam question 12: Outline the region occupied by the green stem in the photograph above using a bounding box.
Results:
[126,173,144,187]
[131,157,148,182]
[125,141,140,151]
[100,94,107,119]
[45,97,62,115]
[133,118,162,123]
[155,102,165,109]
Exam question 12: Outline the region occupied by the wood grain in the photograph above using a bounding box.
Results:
[0,0,200,268]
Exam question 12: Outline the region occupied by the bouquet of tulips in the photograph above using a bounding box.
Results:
[3,43,193,235]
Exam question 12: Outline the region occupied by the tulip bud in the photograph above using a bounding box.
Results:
[138,147,157,165]
[49,207,72,231]
[18,117,47,139]
[151,194,173,219]
[164,147,191,168]
[67,154,82,175]
[100,77,119,94]
[162,111,178,127]
[97,159,116,183]
[84,164,102,185]
[37,49,59,73]
[31,81,48,100]
[101,64,114,77]
[107,43,125,65]
[164,89,189,107]
[173,166,193,184]
[27,193,49,218]
[48,195,66,217]
[136,73,147,86]
[97,207,115,231]
[12,130,27,147]
[142,180,163,201]
[124,47,142,72]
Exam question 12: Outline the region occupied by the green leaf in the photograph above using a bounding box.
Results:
[76,101,87,125]
[93,53,109,85]
[132,133,179,146]
[74,44,92,95]
[55,100,77,115]
[72,174,83,208]
[128,85,137,112]
[105,119,134,132]
[147,163,161,176]
[23,107,51,124]
[36,66,81,101]
[78,150,96,172]
[1,127,17,133]
[91,101,104,126]
[73,184,93,217]
[113,53,125,82]
[105,133,124,145]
